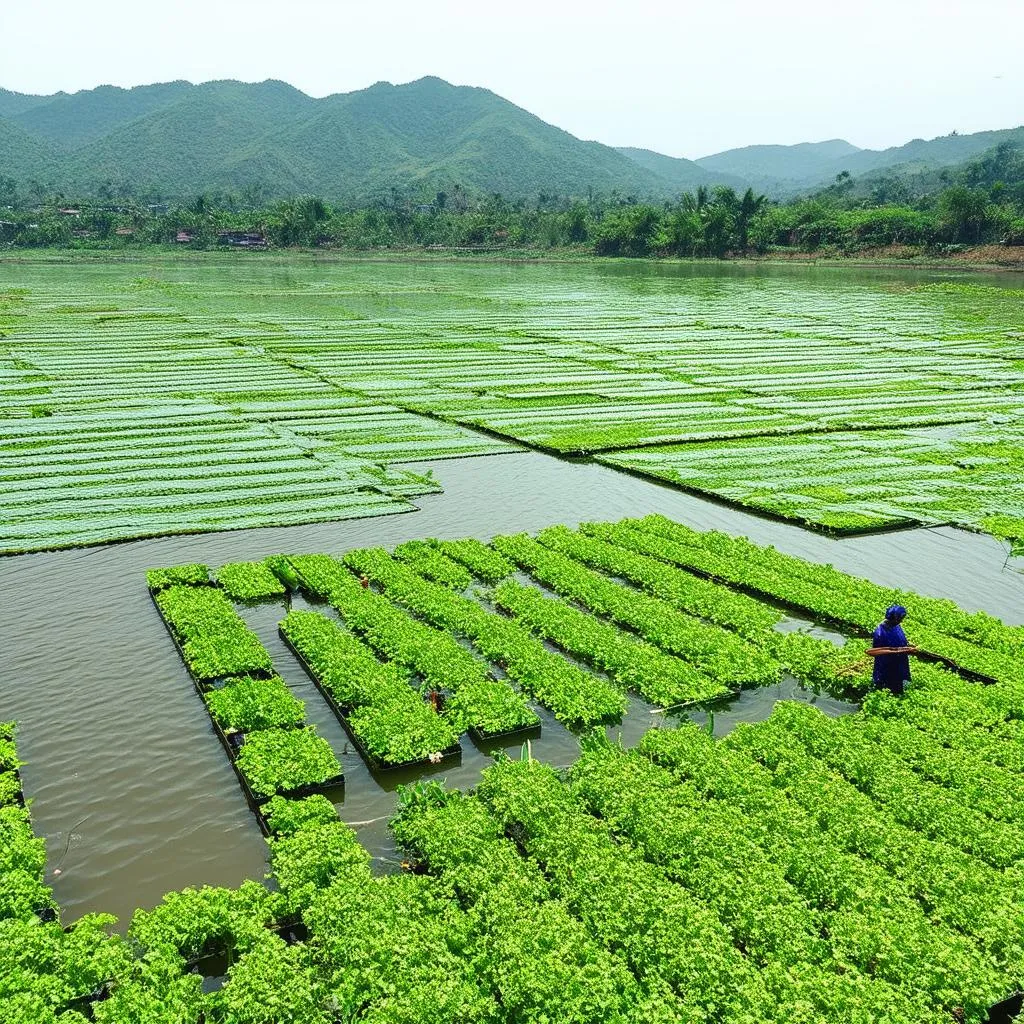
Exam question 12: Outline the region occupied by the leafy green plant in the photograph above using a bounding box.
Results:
[127,881,281,962]
[262,794,338,837]
[145,564,210,591]
[234,727,342,799]
[267,820,370,914]
[204,675,305,733]
[216,561,287,602]
[0,770,24,806]
[208,933,331,1024]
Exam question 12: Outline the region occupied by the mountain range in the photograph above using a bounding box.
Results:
[0,76,1020,202]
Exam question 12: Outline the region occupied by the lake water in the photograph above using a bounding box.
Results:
[3,447,1022,926]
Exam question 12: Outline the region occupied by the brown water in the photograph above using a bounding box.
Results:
[2,450,1022,927]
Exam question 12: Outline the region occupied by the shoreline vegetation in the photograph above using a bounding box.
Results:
[2,242,1023,273]
[3,137,1022,270]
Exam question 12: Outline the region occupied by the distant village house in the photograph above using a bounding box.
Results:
[217,230,268,248]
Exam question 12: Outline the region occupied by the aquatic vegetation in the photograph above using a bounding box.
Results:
[234,726,342,799]
[3,257,1023,554]
[9,512,1024,1021]
[215,561,288,601]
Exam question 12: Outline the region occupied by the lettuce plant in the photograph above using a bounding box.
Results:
[145,564,210,591]
[234,727,341,799]
[204,675,305,733]
[215,561,287,602]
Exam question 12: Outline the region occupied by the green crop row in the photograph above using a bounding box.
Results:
[233,727,342,800]
[280,609,460,766]
[627,514,1023,679]
[145,562,210,591]
[639,720,1022,1005]
[214,560,287,601]
[490,577,730,707]
[851,701,1024,826]
[467,760,776,1022]
[391,783,683,1023]
[432,537,516,583]
[862,664,1024,773]
[585,734,1010,1021]
[393,540,474,590]
[722,708,1023,976]
[493,532,780,690]
[0,725,54,925]
[343,547,626,726]
[537,524,782,638]
[571,741,958,1021]
[204,675,306,733]
[153,584,275,681]
[764,701,1024,868]
[289,555,538,738]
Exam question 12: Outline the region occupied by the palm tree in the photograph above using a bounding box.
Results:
[736,188,768,250]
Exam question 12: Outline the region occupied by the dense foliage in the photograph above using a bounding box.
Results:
[9,514,1024,1020]
[2,79,1023,257]
[214,561,287,601]
[3,141,1022,256]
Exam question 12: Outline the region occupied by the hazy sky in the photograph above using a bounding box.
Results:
[2,0,1021,158]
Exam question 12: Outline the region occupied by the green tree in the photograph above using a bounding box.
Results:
[735,188,768,250]
[937,186,989,243]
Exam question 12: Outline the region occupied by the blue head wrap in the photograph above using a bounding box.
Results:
[886,605,907,620]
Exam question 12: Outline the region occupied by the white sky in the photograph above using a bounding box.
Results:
[1,0,1021,159]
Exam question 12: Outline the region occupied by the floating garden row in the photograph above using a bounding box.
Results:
[154,513,1024,776]
[149,570,343,821]
[287,553,539,744]
[596,418,1024,545]
[597,515,1022,682]
[492,531,780,691]
[280,609,462,769]
[341,547,628,726]
[8,261,1024,553]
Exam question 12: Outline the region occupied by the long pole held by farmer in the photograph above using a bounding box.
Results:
[866,604,918,695]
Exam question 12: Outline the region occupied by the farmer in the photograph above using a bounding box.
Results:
[867,604,917,695]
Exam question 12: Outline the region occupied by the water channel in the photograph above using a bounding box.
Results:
[2,449,1022,927]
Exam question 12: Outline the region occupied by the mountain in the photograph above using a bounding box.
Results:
[812,126,1024,183]
[63,80,316,194]
[615,147,748,192]
[0,88,48,120]
[694,130,1024,196]
[13,81,195,149]
[0,116,61,182]
[812,132,1024,204]
[1,76,1022,203]
[695,139,862,192]
[0,77,666,200]
[254,77,667,198]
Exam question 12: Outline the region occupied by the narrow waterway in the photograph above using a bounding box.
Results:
[2,450,1021,926]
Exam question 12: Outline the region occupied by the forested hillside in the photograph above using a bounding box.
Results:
[0,77,670,200]
[3,75,1021,205]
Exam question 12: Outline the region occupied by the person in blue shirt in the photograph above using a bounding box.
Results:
[869,605,917,695]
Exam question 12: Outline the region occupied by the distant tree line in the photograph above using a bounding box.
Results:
[2,143,1022,256]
